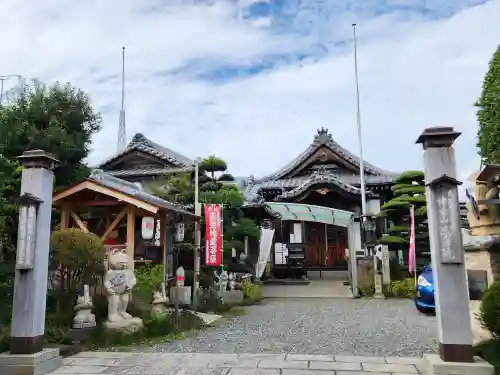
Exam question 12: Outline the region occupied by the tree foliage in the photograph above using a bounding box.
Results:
[145,158,259,265]
[379,170,428,250]
[476,45,500,164]
[0,80,102,258]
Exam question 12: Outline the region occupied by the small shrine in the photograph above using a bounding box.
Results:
[463,164,500,343]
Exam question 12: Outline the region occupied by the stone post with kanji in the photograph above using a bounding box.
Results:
[416,127,494,375]
[0,150,62,375]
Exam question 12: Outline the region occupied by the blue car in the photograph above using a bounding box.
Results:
[415,265,435,314]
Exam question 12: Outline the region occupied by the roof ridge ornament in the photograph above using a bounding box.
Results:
[313,127,333,145]
[130,133,150,147]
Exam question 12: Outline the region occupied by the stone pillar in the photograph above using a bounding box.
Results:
[417,128,494,375]
[0,150,62,375]
[416,128,473,362]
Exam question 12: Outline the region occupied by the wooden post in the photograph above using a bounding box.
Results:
[60,204,70,229]
[126,206,136,270]
[101,206,127,241]
[69,210,89,233]
[416,127,473,362]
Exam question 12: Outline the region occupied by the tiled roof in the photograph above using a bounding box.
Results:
[98,133,194,169]
[278,169,377,200]
[89,169,196,217]
[108,166,193,177]
[242,172,390,203]
[260,128,396,181]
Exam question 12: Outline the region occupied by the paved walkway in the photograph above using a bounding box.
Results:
[52,351,426,374]
[151,298,437,356]
[261,280,353,298]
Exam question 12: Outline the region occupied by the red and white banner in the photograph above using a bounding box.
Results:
[204,204,222,266]
[408,205,416,275]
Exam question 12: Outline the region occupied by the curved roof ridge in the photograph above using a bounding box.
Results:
[277,168,376,200]
[260,128,394,181]
[98,132,194,168]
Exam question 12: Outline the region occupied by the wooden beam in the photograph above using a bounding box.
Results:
[101,206,128,241]
[126,206,136,270]
[70,210,89,233]
[60,204,70,229]
[79,200,122,207]
[53,180,159,213]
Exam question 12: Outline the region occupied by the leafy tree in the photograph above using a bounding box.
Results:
[476,45,500,164]
[199,155,228,181]
[0,80,102,257]
[378,170,428,250]
[145,158,259,267]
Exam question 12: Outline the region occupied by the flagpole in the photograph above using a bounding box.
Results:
[352,24,368,221]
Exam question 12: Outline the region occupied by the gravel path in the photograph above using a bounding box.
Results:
[146,298,438,357]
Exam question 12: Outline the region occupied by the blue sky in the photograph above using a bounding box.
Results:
[0,0,499,189]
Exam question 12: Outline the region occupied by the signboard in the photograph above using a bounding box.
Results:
[204,204,223,266]
[433,185,464,264]
[16,205,37,270]
[141,217,155,240]
[381,244,391,285]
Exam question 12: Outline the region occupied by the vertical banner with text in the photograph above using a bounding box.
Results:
[204,204,223,266]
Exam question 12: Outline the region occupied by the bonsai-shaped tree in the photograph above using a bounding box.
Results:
[145,156,259,269]
[378,170,428,253]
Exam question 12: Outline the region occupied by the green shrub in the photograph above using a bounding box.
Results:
[243,283,263,302]
[88,310,204,349]
[474,339,500,375]
[480,281,500,338]
[384,278,416,298]
[49,229,106,317]
[134,264,164,302]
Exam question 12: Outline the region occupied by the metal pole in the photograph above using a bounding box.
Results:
[193,158,201,308]
[0,79,4,104]
[352,24,368,218]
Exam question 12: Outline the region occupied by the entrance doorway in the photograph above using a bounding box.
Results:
[305,223,348,270]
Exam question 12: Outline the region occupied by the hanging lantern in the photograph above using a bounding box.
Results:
[141,217,155,240]
[175,222,185,242]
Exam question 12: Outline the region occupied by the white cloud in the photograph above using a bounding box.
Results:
[0,0,498,186]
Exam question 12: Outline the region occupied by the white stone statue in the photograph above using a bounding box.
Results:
[213,270,229,295]
[228,272,236,291]
[104,248,143,331]
[73,285,96,329]
[151,288,170,318]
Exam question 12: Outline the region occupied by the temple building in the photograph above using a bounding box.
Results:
[97,133,195,181]
[98,128,397,276]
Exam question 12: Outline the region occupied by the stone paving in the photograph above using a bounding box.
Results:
[151,298,438,356]
[51,351,426,374]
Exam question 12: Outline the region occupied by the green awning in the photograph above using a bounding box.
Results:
[264,202,354,226]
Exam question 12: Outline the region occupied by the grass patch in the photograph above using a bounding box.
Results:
[474,339,500,374]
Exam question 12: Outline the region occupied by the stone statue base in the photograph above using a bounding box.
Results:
[463,230,500,344]
[104,317,144,334]
[73,320,96,329]
[222,290,244,304]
